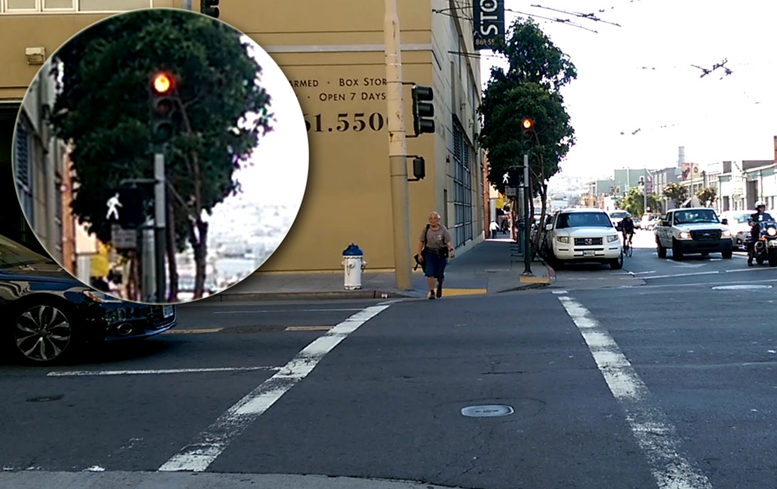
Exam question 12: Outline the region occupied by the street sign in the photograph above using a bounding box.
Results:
[111,225,137,250]
[505,186,516,197]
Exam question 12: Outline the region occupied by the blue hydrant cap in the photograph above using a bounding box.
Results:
[343,243,364,256]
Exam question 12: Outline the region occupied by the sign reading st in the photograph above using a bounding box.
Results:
[473,0,505,50]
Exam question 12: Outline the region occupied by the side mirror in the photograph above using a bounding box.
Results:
[545,223,553,231]
[721,218,728,225]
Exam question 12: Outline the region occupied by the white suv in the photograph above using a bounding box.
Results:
[545,208,623,269]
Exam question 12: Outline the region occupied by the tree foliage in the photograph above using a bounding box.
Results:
[620,187,662,217]
[48,9,273,298]
[662,182,688,206]
[696,186,717,207]
[480,18,576,194]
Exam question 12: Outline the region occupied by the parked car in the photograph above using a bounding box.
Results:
[544,208,623,269]
[720,210,756,250]
[654,208,734,259]
[0,233,177,365]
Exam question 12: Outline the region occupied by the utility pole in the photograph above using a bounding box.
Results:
[383,0,413,290]
[523,153,532,275]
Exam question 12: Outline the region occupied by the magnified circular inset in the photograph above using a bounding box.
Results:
[11,8,309,305]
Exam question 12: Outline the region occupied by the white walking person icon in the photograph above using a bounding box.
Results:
[503,172,509,184]
[106,192,123,220]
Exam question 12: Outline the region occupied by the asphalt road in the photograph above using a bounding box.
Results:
[3,237,777,488]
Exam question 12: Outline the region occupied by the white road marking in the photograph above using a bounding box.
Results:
[671,261,706,268]
[47,366,280,377]
[643,271,720,280]
[212,308,364,314]
[558,296,713,489]
[552,290,568,295]
[158,304,390,473]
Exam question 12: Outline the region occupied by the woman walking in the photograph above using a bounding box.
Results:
[417,212,456,300]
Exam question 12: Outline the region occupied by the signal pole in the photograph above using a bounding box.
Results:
[149,71,176,303]
[383,0,413,290]
[154,152,166,303]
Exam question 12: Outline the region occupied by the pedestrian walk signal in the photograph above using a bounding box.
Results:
[117,187,145,229]
[149,71,177,144]
[201,0,219,18]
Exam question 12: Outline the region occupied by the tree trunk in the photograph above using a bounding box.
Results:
[166,199,179,301]
[189,218,209,299]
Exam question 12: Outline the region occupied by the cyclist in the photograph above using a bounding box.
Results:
[620,214,635,252]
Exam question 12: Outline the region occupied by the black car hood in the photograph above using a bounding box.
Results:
[0,262,81,285]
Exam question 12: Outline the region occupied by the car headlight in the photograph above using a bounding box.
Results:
[607,235,619,242]
[768,227,777,236]
[722,230,732,237]
[557,236,570,243]
[83,289,124,304]
[679,231,691,239]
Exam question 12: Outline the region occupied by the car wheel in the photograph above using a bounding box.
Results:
[672,239,684,260]
[10,300,76,365]
[657,241,667,258]
[610,252,624,270]
[722,251,733,259]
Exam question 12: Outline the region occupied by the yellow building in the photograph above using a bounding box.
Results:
[0,0,486,273]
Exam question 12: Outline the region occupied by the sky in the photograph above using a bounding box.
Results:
[480,0,777,180]
[207,35,309,220]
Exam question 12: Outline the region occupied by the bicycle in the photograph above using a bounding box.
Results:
[622,232,634,257]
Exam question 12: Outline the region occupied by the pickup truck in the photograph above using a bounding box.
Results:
[654,207,733,259]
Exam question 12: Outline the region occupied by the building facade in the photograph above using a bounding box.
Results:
[0,0,486,274]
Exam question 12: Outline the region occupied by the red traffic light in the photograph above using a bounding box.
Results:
[522,118,533,129]
[152,72,173,94]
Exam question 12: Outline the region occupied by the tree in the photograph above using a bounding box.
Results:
[620,187,662,217]
[48,9,273,300]
[479,17,576,257]
[696,186,718,207]
[662,182,689,207]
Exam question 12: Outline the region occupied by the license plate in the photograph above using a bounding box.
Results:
[163,305,174,318]
[583,251,594,257]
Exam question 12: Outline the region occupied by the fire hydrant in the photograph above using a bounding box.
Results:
[342,243,366,290]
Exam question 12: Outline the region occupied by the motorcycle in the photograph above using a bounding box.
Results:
[745,216,777,267]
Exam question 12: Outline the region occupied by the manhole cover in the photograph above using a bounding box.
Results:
[712,284,773,290]
[461,404,514,418]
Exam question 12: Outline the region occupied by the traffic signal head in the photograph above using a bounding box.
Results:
[521,118,534,152]
[149,71,178,144]
[201,0,219,18]
[411,85,435,135]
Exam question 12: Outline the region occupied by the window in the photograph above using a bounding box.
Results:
[556,212,613,229]
[452,121,473,247]
[2,0,151,13]
[14,117,35,226]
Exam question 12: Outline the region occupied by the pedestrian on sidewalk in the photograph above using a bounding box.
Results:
[489,220,499,239]
[417,211,456,300]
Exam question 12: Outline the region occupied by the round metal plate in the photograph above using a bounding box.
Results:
[712,284,773,290]
[461,404,514,418]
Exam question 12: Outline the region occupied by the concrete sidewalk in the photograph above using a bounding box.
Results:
[209,235,554,301]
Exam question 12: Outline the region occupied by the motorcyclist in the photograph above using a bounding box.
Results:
[747,201,774,266]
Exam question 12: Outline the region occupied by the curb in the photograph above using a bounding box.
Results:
[214,289,421,302]
[536,255,557,284]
